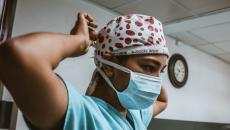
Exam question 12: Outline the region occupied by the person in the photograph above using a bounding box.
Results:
[0,12,168,130]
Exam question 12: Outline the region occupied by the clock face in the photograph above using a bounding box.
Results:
[168,54,188,88]
[174,60,186,82]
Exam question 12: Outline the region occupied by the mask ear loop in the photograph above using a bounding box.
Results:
[95,55,163,82]
[95,55,131,74]
[94,55,131,93]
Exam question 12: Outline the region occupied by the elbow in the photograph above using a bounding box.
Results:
[153,101,168,118]
[158,100,168,111]
[159,97,168,112]
[162,97,168,108]
[162,100,168,111]
[0,39,26,69]
[0,40,15,78]
[1,39,22,56]
[0,39,31,83]
[1,38,17,57]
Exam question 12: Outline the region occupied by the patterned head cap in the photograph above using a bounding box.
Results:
[94,14,169,58]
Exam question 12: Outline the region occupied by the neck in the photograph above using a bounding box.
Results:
[90,77,128,117]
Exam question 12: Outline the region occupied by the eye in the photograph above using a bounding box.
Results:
[142,65,156,73]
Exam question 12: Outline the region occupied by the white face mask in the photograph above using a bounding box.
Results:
[94,56,162,109]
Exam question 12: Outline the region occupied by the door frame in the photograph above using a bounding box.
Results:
[0,0,18,130]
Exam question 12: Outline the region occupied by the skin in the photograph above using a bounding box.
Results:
[87,54,168,117]
[0,12,168,130]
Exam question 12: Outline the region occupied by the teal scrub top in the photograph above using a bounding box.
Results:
[62,77,154,130]
[24,75,154,130]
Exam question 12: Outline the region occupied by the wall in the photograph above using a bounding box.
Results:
[5,0,230,129]
[159,37,230,124]
[10,0,118,129]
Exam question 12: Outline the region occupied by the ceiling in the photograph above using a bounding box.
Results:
[86,0,230,64]
[166,10,230,64]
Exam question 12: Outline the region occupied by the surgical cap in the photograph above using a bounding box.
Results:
[94,14,169,58]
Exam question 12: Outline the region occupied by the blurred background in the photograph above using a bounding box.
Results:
[0,0,230,130]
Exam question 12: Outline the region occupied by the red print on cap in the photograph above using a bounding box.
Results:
[126,30,135,36]
[115,43,123,48]
[147,36,153,44]
[138,32,142,36]
[135,21,143,27]
[126,24,131,29]
[95,14,169,58]
[125,37,132,44]
[98,34,104,43]
[148,26,154,31]
[145,18,154,24]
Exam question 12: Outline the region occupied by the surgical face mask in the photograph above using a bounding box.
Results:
[94,56,162,110]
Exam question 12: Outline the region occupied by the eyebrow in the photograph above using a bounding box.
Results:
[140,57,162,67]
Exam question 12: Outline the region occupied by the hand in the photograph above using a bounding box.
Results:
[70,12,98,55]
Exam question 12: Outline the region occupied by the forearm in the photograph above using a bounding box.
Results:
[153,86,168,117]
[1,32,87,70]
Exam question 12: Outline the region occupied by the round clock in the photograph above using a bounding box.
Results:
[168,53,188,88]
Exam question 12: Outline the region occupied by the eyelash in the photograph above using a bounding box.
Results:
[141,65,166,74]
[161,66,166,73]
[142,65,156,73]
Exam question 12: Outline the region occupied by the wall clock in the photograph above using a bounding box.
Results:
[168,53,188,88]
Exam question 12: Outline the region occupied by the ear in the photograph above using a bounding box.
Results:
[102,64,114,78]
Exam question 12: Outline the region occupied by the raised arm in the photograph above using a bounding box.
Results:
[153,86,168,117]
[0,12,97,130]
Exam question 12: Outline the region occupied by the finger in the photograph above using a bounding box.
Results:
[70,13,82,34]
[77,12,83,21]
[79,12,94,22]
[88,21,98,28]
[77,12,88,24]
[88,26,95,32]
[88,26,97,43]
[78,12,87,19]
[85,14,94,22]
[89,29,97,41]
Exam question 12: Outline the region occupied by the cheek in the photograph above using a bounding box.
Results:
[113,70,130,92]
